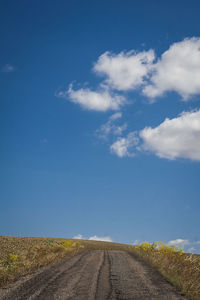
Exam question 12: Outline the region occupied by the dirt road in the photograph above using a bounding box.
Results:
[0,250,187,300]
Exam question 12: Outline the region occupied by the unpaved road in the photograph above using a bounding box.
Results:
[0,250,187,300]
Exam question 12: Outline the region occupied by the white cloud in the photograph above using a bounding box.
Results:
[94,50,155,91]
[133,240,140,245]
[106,109,200,161]
[56,84,126,111]
[143,37,200,100]
[140,110,200,161]
[167,239,200,253]
[57,37,200,114]
[109,112,122,121]
[168,239,190,248]
[94,38,200,100]
[110,132,139,157]
[96,112,127,139]
[88,235,112,242]
[73,234,84,239]
[73,234,112,242]
[188,247,196,253]
[1,64,15,73]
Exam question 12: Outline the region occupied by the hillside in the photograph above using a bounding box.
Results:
[0,236,199,299]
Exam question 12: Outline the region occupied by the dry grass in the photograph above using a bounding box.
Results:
[1,236,199,300]
[0,236,132,288]
[74,238,132,251]
[0,236,84,288]
[131,242,200,300]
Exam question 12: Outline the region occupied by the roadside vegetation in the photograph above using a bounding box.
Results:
[0,236,132,288]
[1,236,199,300]
[0,236,84,288]
[132,242,200,300]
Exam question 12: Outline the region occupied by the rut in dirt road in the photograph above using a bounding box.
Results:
[0,250,188,300]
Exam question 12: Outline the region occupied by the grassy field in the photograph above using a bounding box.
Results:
[0,236,200,300]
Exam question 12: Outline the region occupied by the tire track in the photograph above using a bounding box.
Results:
[88,250,105,300]
[34,251,96,299]
[108,251,187,300]
[0,250,188,300]
[95,250,112,300]
[34,250,103,300]
[1,251,89,300]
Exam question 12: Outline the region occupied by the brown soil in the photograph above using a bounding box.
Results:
[0,250,188,300]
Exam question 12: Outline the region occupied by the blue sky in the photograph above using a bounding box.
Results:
[1,0,200,253]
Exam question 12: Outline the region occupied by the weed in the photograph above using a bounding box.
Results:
[132,241,200,300]
[3,253,19,270]
[0,236,86,287]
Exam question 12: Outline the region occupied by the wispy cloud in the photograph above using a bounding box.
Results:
[73,234,112,242]
[110,132,139,158]
[96,112,127,140]
[188,247,196,253]
[167,239,200,253]
[1,64,16,73]
[168,239,190,248]
[88,235,112,242]
[133,240,140,245]
[73,234,84,239]
[56,84,126,112]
